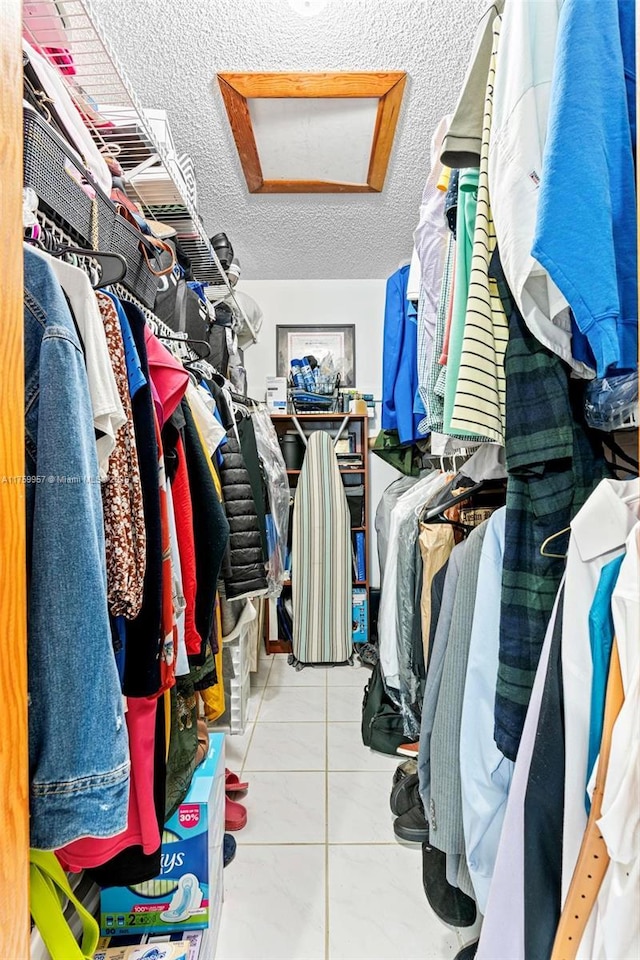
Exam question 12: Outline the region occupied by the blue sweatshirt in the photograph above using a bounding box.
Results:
[532,0,637,377]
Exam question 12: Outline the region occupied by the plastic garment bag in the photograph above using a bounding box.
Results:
[251,406,290,596]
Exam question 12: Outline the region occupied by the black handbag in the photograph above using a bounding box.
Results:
[361,662,407,755]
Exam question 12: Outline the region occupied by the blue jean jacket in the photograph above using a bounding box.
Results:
[24,247,130,850]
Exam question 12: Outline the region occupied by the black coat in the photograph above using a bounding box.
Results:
[219,430,268,600]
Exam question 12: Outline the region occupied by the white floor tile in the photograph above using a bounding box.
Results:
[328,722,401,772]
[250,656,272,690]
[328,845,458,960]
[246,686,266,723]
[258,685,326,723]
[268,656,327,686]
[244,721,326,772]
[216,845,325,960]
[328,771,395,843]
[238,771,326,843]
[326,662,369,685]
[222,722,255,772]
[328,684,365,722]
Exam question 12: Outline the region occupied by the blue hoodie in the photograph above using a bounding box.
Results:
[532,0,637,377]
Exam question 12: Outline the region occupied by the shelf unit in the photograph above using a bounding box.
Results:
[22,0,257,341]
[265,413,370,655]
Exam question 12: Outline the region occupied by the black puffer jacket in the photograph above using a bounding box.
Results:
[218,431,268,599]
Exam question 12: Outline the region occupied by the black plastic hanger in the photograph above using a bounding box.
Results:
[50,245,127,288]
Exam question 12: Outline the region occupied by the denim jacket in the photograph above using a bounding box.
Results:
[24,247,130,850]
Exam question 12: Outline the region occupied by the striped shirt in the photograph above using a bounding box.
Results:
[449,16,508,445]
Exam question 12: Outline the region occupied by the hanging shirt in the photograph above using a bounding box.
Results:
[381,265,422,444]
[560,478,640,960]
[460,507,514,914]
[450,16,508,444]
[144,328,190,428]
[477,584,563,960]
[29,247,126,477]
[415,115,450,426]
[440,0,505,168]
[595,524,640,960]
[442,168,479,436]
[586,555,624,803]
[488,0,594,377]
[532,0,637,376]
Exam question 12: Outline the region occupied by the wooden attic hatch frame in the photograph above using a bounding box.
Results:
[217,71,407,193]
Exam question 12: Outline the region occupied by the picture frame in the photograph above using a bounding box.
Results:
[276,324,356,387]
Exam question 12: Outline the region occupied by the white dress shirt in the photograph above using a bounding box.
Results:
[561,478,640,959]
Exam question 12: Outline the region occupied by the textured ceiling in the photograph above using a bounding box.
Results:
[91,0,480,280]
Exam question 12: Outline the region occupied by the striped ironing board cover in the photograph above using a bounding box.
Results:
[291,430,352,665]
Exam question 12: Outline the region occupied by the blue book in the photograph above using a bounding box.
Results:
[355,532,366,582]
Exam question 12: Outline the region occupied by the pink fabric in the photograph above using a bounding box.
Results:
[144,329,190,428]
[56,697,160,871]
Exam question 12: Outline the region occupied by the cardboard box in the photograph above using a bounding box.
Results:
[352,589,368,644]
[266,377,288,412]
[101,735,225,938]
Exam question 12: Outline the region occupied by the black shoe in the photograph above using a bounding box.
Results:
[454,941,479,960]
[223,833,237,868]
[421,842,477,927]
[210,232,234,270]
[390,773,421,817]
[392,758,418,788]
[393,801,429,843]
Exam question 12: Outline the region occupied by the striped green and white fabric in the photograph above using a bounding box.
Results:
[292,431,352,665]
[449,15,508,445]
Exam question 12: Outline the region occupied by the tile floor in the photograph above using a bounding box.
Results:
[216,652,479,960]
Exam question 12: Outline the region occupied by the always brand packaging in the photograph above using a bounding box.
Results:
[101,735,225,938]
[352,589,368,643]
[266,376,287,412]
[95,932,202,960]
[93,941,191,960]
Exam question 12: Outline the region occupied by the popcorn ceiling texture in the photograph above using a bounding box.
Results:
[91,0,480,280]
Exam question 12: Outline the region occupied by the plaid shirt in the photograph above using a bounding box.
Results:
[495,306,610,760]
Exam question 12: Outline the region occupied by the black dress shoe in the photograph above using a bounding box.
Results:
[454,941,479,960]
[390,773,421,817]
[393,801,429,843]
[392,758,418,788]
[421,841,477,927]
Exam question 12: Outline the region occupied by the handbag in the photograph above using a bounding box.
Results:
[361,661,407,755]
[115,203,176,277]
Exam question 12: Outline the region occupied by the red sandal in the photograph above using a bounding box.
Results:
[225,796,247,831]
[225,769,249,795]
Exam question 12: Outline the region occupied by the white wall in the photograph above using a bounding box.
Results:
[241,278,401,588]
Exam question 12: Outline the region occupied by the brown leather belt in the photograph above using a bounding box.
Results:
[551,639,624,960]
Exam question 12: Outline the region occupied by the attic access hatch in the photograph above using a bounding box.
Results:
[217,72,407,193]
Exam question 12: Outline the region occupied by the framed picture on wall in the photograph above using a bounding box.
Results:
[276,324,356,387]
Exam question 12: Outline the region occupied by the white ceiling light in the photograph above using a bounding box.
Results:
[287,0,330,17]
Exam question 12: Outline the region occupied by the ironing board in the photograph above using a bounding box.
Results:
[291,429,352,665]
